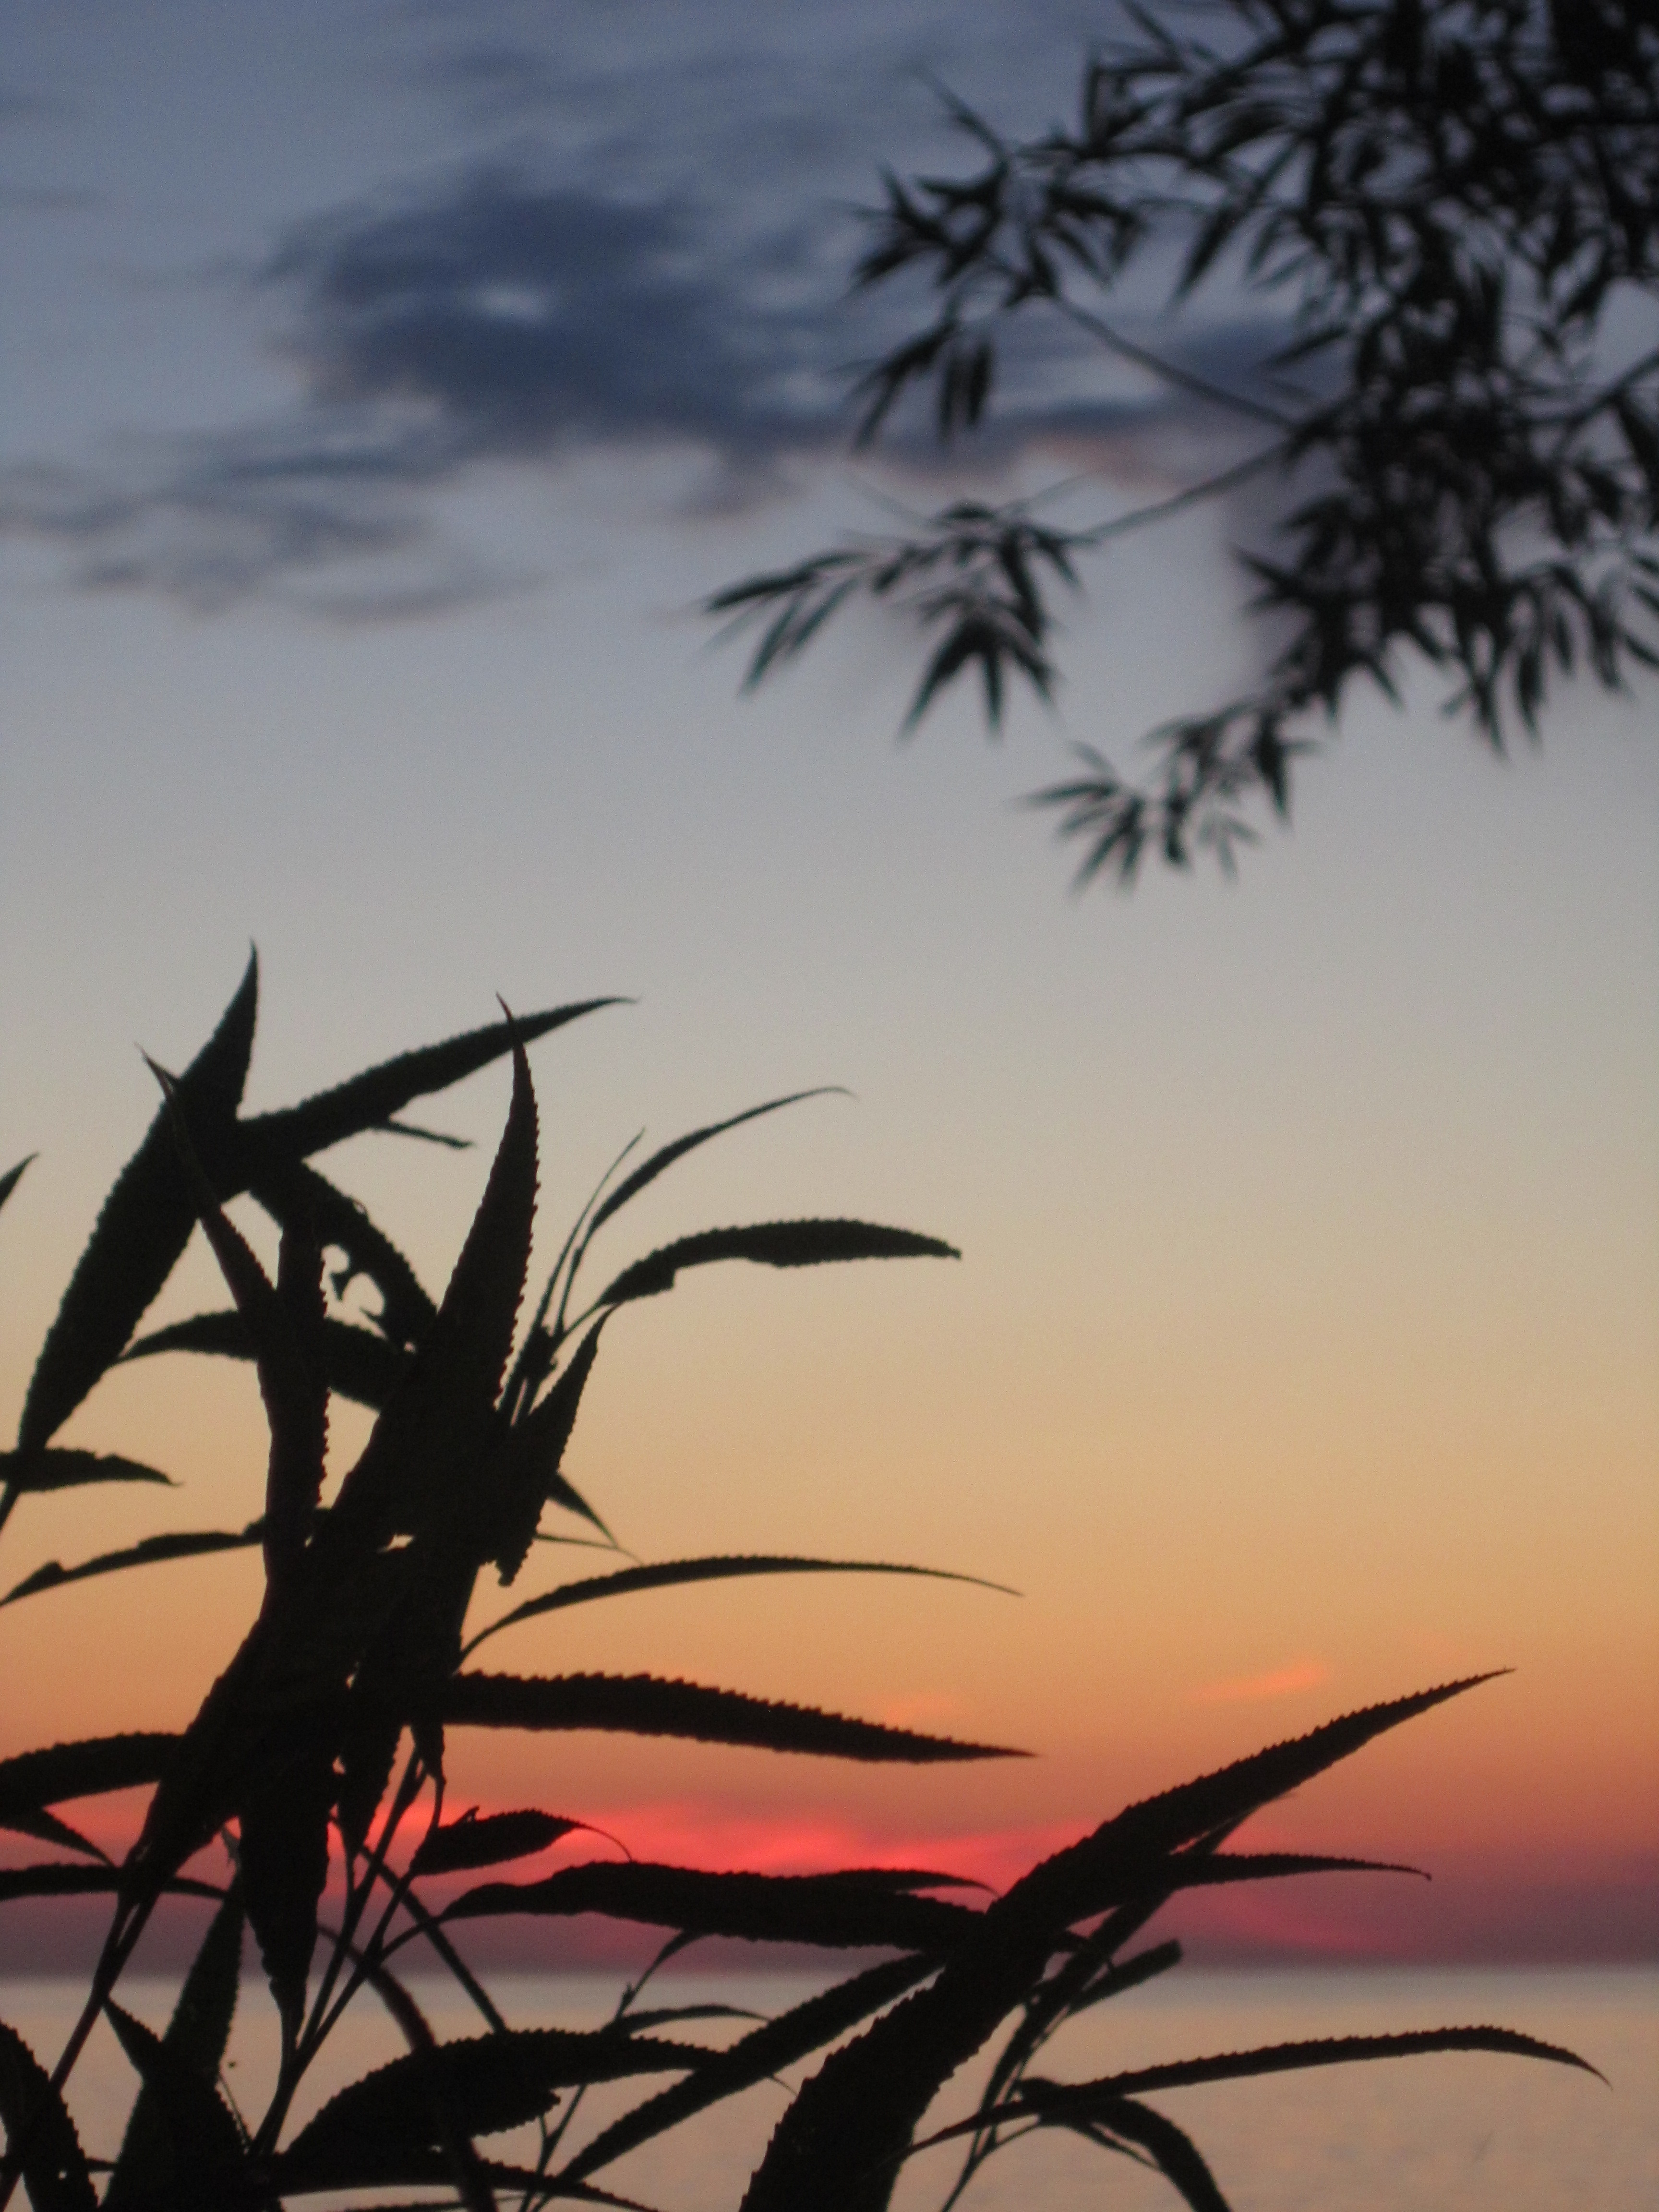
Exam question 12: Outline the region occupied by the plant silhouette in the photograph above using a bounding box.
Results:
[0,959,1594,2206]
[711,0,1659,879]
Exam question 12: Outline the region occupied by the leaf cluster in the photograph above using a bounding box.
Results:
[0,962,1594,2207]
[712,0,1659,877]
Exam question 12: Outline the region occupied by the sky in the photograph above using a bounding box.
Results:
[1,0,1656,1973]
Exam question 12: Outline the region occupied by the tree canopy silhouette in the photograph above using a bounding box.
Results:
[710,0,1659,879]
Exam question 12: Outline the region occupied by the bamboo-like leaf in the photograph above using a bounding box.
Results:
[280,2026,706,2178]
[106,1886,244,2212]
[438,1672,1023,1763]
[561,1954,940,2184]
[468,1553,1015,1656]
[1,1529,263,1609]
[0,1734,178,1818]
[593,1220,959,1309]
[409,1808,583,1877]
[103,2002,247,2207]
[0,1448,173,1497]
[121,1311,408,1411]
[445,1863,981,1951]
[0,1158,34,1216]
[17,951,258,1455]
[242,998,614,1165]
[584,1091,846,1240]
[0,2017,98,2212]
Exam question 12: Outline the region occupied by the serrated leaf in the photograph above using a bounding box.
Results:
[106,1885,244,2212]
[488,1320,610,1582]
[468,1551,1014,1657]
[585,1091,844,1240]
[279,2025,705,2178]
[0,1866,220,1905]
[0,1807,108,1863]
[330,1022,538,1550]
[593,1220,959,1309]
[17,951,258,1455]
[252,1160,435,1351]
[148,1068,325,1592]
[445,1861,981,1951]
[1,1529,262,1609]
[238,1729,335,2044]
[438,1671,1023,1763]
[242,998,613,1165]
[0,1448,174,1497]
[562,1953,939,2183]
[0,1734,178,1819]
[409,1808,582,1876]
[1022,2026,1600,2104]
[121,1311,408,1411]
[0,2017,98,2212]
[737,1677,1504,2212]
[103,2002,247,2209]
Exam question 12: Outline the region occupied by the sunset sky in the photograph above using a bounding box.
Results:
[2,0,1655,1970]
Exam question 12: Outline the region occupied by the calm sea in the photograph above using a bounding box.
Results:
[4,1966,1652,2209]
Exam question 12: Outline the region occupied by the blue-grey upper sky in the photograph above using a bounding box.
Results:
[5,0,1241,615]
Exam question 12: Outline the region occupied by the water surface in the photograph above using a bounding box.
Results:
[4,1966,1651,2209]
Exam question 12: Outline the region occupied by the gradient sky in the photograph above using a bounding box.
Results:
[2,1,1656,1969]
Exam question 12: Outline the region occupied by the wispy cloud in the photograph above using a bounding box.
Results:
[1190,1659,1329,1705]
[2,2,1287,618]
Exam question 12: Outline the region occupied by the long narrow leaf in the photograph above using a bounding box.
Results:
[468,1552,1015,1657]
[102,2003,247,2206]
[242,998,616,1164]
[444,1863,982,1951]
[0,1448,173,1497]
[0,2018,98,2212]
[17,951,258,1455]
[488,1320,610,1582]
[0,1734,179,1817]
[329,1022,537,1549]
[1,1530,263,1609]
[736,1676,1503,2212]
[409,1809,584,1877]
[0,1158,34,1216]
[561,1955,940,2184]
[1025,2027,1602,2103]
[121,1311,408,1411]
[585,1091,846,1239]
[105,1885,244,2212]
[252,1160,436,1351]
[438,1672,1024,1763]
[593,1220,958,1309]
[280,2026,706,2178]
[0,1866,221,1905]
[0,1808,108,1863]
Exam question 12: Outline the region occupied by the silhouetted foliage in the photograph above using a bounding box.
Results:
[711,0,1659,878]
[0,962,1591,2206]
